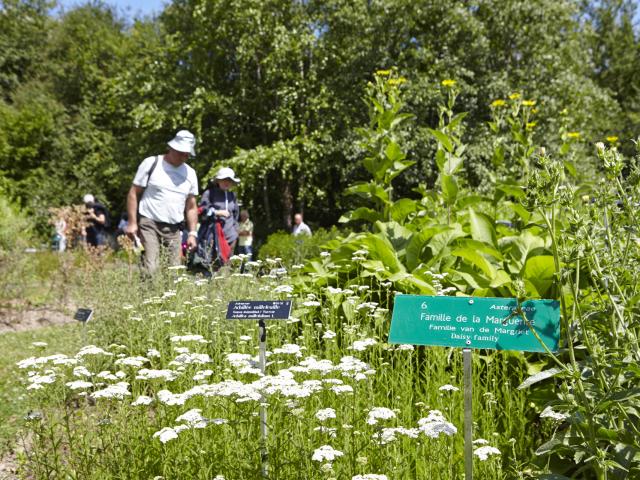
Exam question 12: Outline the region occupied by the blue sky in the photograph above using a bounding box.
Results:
[55,0,168,20]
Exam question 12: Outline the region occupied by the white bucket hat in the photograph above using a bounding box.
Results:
[214,167,240,184]
[168,130,196,156]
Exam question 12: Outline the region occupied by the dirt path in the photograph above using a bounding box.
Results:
[0,304,74,334]
[0,451,18,480]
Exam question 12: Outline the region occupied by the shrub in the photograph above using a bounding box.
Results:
[258,227,344,266]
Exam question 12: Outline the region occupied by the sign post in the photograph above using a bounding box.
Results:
[226,300,293,479]
[389,295,560,479]
[74,308,93,344]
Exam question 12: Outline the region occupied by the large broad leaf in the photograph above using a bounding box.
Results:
[362,234,405,273]
[495,183,526,200]
[452,247,497,278]
[428,224,467,260]
[405,227,442,270]
[428,128,454,153]
[523,255,556,297]
[441,174,458,206]
[504,201,531,222]
[457,238,503,260]
[500,230,546,271]
[374,221,413,257]
[389,198,417,224]
[468,208,497,247]
[339,207,383,224]
[345,182,388,203]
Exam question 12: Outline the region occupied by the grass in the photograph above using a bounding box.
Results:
[0,323,83,457]
[1,261,547,479]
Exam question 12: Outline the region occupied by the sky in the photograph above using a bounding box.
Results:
[55,0,169,20]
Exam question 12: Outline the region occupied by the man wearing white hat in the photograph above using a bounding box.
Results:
[126,130,199,275]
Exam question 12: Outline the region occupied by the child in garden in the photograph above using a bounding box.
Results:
[237,209,254,259]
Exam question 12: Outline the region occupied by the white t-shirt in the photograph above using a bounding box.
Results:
[133,155,198,225]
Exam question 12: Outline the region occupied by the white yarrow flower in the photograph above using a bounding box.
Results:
[439,384,459,392]
[153,427,178,444]
[418,410,457,438]
[131,395,153,406]
[316,408,337,422]
[366,407,396,425]
[312,445,344,462]
[473,445,501,461]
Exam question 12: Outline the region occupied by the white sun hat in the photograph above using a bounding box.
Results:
[83,194,95,204]
[214,167,240,184]
[167,130,196,156]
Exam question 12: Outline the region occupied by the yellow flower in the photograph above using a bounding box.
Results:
[509,93,521,100]
[567,132,581,139]
[441,79,456,87]
[606,135,619,143]
[491,99,506,108]
[387,77,407,86]
[522,100,536,106]
[531,108,539,114]
[375,69,392,77]
[526,122,537,130]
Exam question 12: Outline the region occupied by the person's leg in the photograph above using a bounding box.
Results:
[159,224,182,267]
[138,217,161,275]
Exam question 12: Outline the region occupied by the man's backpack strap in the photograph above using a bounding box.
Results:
[144,155,160,188]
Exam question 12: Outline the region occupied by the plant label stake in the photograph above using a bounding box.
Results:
[226,300,293,479]
[389,295,560,479]
[74,308,93,344]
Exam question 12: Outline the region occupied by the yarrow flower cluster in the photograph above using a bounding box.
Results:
[312,445,344,462]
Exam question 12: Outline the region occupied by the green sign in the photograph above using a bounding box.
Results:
[389,295,560,353]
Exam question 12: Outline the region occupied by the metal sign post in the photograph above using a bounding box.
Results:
[389,295,560,480]
[258,319,268,478]
[463,348,473,480]
[226,300,293,479]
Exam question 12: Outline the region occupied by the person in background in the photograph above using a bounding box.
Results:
[125,130,199,275]
[116,213,128,237]
[52,215,67,252]
[292,212,311,236]
[196,167,240,266]
[237,209,254,259]
[83,194,109,247]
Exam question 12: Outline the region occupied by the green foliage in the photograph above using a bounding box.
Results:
[0,188,33,251]
[258,227,342,267]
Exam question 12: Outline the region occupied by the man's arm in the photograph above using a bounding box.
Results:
[125,185,144,237]
[185,195,198,251]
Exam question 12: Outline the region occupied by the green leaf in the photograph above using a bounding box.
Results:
[389,198,417,223]
[443,155,464,175]
[468,208,497,247]
[447,111,468,131]
[428,224,467,260]
[523,255,556,297]
[385,141,405,162]
[339,207,382,224]
[517,367,562,389]
[451,247,497,278]
[428,128,454,153]
[441,174,458,205]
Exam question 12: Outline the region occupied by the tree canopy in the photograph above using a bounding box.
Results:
[1,0,638,236]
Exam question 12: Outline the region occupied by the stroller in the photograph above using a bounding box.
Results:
[190,208,231,273]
